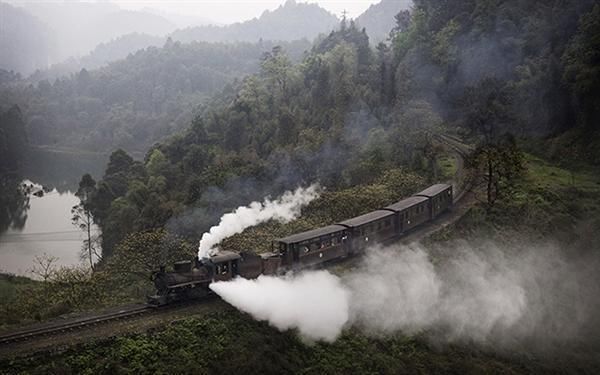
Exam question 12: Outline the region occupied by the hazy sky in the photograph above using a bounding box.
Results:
[113,0,379,24]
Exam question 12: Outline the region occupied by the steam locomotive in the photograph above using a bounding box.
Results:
[148,183,453,306]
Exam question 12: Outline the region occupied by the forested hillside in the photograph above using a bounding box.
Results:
[82,0,599,257]
[29,33,166,83]
[0,39,311,153]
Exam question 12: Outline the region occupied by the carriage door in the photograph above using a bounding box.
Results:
[341,232,350,255]
[292,244,299,262]
[231,260,239,277]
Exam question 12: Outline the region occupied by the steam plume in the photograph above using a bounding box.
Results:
[198,184,320,258]
[210,242,600,347]
[210,271,349,342]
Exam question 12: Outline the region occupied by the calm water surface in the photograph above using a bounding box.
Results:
[0,182,99,276]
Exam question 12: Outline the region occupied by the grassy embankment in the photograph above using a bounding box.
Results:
[435,152,600,246]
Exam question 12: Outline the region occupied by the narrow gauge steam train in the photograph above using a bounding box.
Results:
[148,183,453,306]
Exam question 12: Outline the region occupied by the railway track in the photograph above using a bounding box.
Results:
[433,133,475,204]
[0,305,152,345]
[1,134,475,351]
[0,294,219,348]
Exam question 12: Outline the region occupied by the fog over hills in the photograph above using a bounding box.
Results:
[5,1,176,64]
[0,38,311,153]
[0,2,55,75]
[2,0,408,78]
[29,33,167,83]
[170,0,339,44]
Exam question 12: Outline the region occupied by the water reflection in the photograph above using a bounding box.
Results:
[0,181,99,276]
[0,175,30,233]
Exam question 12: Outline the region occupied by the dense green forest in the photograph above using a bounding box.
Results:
[0,39,311,153]
[82,0,599,258]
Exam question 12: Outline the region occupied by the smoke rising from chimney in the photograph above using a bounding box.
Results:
[198,184,320,258]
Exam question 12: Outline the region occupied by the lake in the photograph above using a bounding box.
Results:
[0,181,99,277]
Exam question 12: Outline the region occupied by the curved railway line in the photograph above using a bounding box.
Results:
[0,134,475,353]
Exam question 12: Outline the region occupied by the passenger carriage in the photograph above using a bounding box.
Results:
[337,210,396,253]
[274,225,349,269]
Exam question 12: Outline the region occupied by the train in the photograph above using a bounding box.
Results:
[147,183,453,306]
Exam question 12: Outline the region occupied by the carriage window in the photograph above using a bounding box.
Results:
[310,242,319,251]
[221,263,229,274]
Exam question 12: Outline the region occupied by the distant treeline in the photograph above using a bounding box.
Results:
[0,39,311,154]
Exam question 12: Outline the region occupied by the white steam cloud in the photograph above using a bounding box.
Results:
[198,184,320,258]
[346,245,528,341]
[210,271,349,342]
[210,242,599,346]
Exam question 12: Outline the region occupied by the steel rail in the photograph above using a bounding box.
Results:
[0,305,151,345]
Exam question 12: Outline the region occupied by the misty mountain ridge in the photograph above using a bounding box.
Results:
[0,2,55,75]
[4,1,176,64]
[3,0,409,79]
[140,6,217,29]
[356,0,413,43]
[170,0,340,44]
[29,33,167,83]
